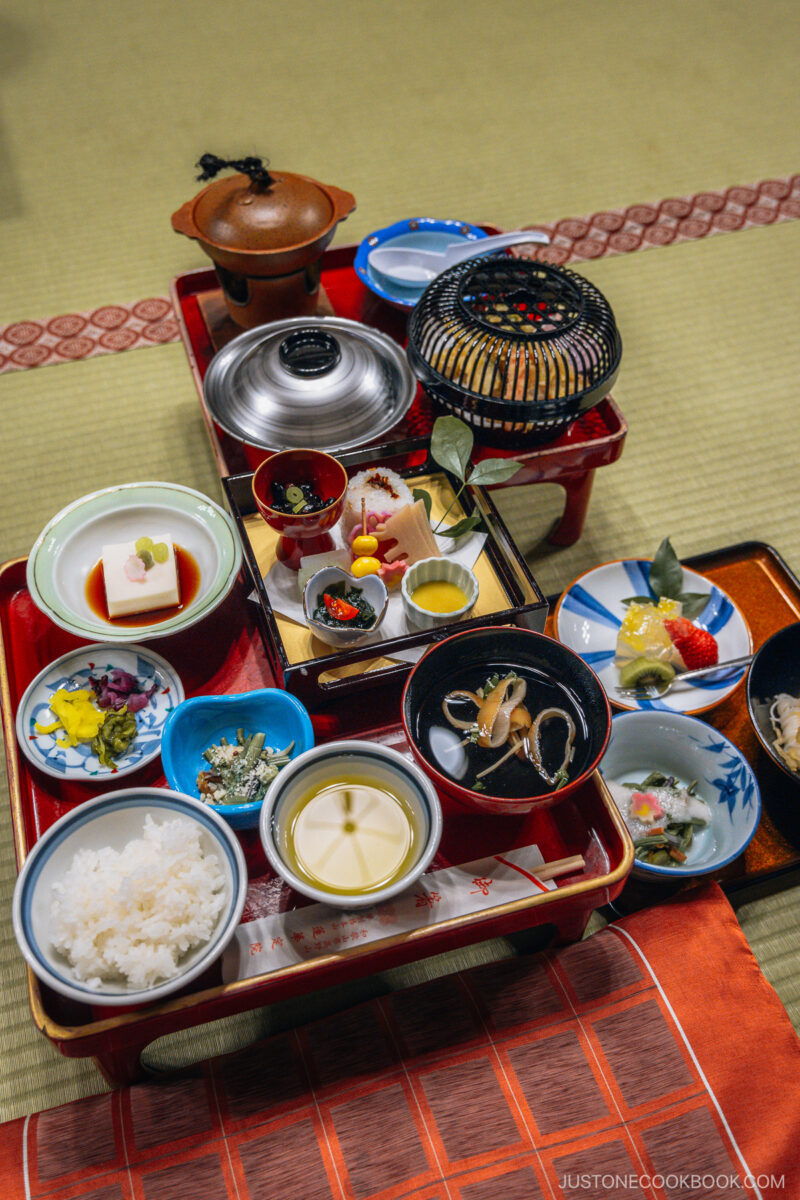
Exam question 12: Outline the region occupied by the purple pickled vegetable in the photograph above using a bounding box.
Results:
[89,669,157,711]
[126,685,157,712]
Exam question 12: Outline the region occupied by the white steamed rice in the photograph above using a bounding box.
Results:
[342,467,413,535]
[49,814,227,990]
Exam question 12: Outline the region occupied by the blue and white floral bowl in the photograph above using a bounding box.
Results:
[600,710,760,880]
[555,559,751,715]
[15,644,183,782]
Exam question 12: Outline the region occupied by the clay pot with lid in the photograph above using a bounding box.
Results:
[172,156,356,328]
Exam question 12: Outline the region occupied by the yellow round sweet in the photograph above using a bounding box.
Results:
[351,555,381,577]
[352,533,379,557]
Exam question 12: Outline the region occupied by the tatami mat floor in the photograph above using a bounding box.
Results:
[1,0,799,1121]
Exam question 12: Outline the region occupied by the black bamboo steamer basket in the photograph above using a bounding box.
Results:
[406,256,622,446]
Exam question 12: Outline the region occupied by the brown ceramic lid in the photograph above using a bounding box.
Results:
[192,171,339,252]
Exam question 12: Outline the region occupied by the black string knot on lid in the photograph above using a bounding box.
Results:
[195,154,274,188]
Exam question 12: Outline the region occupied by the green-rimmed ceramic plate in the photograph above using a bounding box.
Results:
[27,482,242,643]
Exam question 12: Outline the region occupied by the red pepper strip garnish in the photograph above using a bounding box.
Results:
[324,593,360,621]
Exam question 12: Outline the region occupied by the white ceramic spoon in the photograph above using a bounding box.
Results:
[368,229,551,285]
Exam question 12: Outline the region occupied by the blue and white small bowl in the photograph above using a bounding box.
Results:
[15,644,183,782]
[401,557,479,630]
[12,788,248,1006]
[555,558,751,715]
[600,710,760,880]
[161,689,315,829]
[354,217,489,310]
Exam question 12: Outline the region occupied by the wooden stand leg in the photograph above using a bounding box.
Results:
[547,470,596,547]
[91,1041,150,1088]
[552,908,592,944]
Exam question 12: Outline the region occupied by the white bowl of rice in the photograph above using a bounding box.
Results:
[12,788,248,1007]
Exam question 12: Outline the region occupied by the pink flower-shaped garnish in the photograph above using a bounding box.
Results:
[123,554,146,582]
[630,791,665,822]
[378,560,407,587]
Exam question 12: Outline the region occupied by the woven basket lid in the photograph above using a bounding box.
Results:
[406,257,622,423]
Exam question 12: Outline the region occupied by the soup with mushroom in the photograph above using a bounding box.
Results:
[416,663,589,798]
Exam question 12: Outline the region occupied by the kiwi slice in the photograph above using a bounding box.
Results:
[618,657,676,688]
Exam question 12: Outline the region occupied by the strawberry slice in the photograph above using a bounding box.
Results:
[663,617,719,669]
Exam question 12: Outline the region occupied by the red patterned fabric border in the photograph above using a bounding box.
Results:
[0,298,179,375]
[517,174,800,265]
[1,175,798,375]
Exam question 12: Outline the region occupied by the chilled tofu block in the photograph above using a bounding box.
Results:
[101,534,180,618]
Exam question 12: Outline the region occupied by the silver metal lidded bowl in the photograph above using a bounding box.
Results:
[202,316,417,458]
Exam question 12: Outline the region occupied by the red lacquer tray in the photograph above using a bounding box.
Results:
[0,556,632,1086]
[3,556,633,1084]
[171,254,628,547]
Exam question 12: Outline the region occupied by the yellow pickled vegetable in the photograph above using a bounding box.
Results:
[35,688,106,748]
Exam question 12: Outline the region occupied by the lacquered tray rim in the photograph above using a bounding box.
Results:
[170,259,630,480]
[28,769,634,1043]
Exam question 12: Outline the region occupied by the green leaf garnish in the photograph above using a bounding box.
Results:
[427,415,522,535]
[412,488,433,520]
[436,514,482,539]
[644,537,709,620]
[677,592,710,620]
[648,537,684,601]
[430,416,474,480]
[467,457,522,487]
[621,594,656,607]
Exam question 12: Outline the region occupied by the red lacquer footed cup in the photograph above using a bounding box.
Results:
[252,449,348,570]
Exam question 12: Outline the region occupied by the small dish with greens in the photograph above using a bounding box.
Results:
[605,771,711,867]
[302,566,388,649]
[160,688,315,830]
[600,709,760,879]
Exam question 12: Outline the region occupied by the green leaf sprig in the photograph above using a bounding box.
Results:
[416,416,522,539]
[622,537,710,621]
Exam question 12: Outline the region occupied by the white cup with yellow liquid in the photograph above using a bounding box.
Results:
[259,740,443,908]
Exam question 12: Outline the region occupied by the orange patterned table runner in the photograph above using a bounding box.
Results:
[0,883,797,1199]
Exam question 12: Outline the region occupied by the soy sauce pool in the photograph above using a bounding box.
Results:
[85,544,201,627]
[415,661,589,799]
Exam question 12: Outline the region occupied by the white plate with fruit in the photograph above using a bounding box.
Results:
[554,540,752,714]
